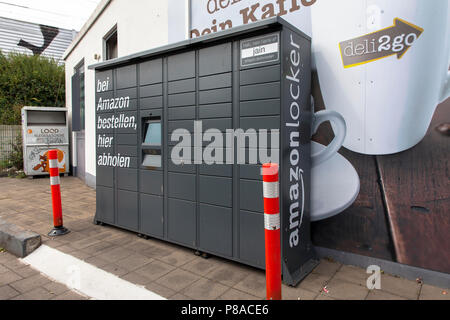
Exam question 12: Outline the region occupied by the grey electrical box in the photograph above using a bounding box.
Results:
[90,17,318,286]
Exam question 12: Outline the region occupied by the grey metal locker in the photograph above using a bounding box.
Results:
[92,17,318,286]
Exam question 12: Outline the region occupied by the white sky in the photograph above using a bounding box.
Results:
[0,0,102,30]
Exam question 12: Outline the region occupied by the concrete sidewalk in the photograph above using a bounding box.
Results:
[0,177,448,300]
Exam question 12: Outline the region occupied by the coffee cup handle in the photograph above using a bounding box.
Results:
[311,110,347,166]
[440,69,450,103]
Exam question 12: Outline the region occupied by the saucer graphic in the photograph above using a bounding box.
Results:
[311,142,360,221]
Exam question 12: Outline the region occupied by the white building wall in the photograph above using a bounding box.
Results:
[65,0,170,183]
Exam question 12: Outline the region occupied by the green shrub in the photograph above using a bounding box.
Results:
[0,51,65,125]
[0,133,23,171]
[7,134,23,170]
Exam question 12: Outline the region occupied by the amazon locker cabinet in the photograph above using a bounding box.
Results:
[21,107,70,177]
[91,18,318,285]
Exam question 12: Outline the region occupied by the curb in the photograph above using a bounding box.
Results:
[0,218,41,258]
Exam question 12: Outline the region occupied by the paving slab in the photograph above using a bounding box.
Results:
[84,255,110,268]
[181,278,229,300]
[0,270,22,286]
[140,243,175,260]
[205,262,252,288]
[70,250,93,261]
[312,259,342,277]
[82,241,116,255]
[50,291,88,300]
[145,282,176,299]
[157,249,197,267]
[378,273,421,300]
[321,278,369,300]
[121,271,153,286]
[134,260,176,282]
[218,288,261,300]
[281,285,318,300]
[333,264,370,287]
[114,253,153,272]
[155,269,201,292]
[9,273,51,293]
[44,282,71,296]
[11,287,57,300]
[0,285,20,299]
[124,239,156,252]
[94,246,133,263]
[100,263,129,277]
[12,265,39,278]
[315,294,336,300]
[171,293,191,300]
[366,290,408,300]
[54,245,79,255]
[298,273,331,294]
[419,284,450,300]
[233,271,267,298]
[0,264,10,274]
[181,257,222,277]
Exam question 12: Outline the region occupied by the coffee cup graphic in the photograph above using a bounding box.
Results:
[312,0,450,155]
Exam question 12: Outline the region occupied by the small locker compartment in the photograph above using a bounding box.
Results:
[168,198,196,247]
[117,190,138,230]
[96,186,115,224]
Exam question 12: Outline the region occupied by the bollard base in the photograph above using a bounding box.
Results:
[48,227,70,237]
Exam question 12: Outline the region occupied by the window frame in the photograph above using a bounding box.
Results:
[74,59,85,131]
[103,25,118,61]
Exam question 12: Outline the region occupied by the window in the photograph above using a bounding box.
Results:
[104,27,118,60]
[75,61,85,131]
[143,121,162,146]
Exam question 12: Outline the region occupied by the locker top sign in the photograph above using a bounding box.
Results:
[240,32,280,67]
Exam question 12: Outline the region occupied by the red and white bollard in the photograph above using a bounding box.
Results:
[48,149,70,237]
[262,163,282,300]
